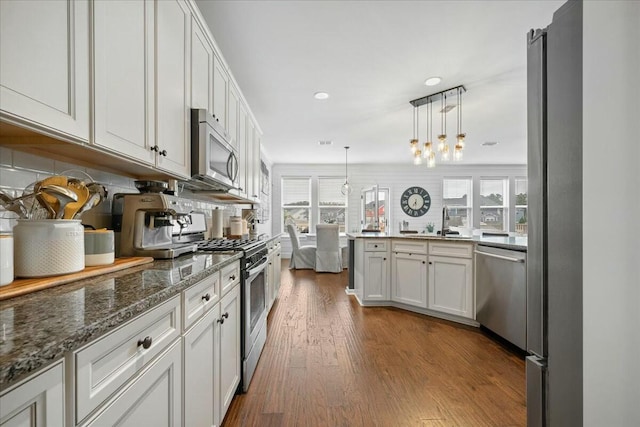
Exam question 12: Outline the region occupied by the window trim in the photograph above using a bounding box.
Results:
[317,176,348,233]
[442,177,473,228]
[281,176,312,234]
[479,177,509,231]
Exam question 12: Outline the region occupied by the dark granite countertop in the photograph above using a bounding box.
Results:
[0,252,242,391]
[347,233,527,251]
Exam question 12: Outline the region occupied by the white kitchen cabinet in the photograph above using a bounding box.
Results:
[82,340,182,427]
[212,54,229,132]
[228,83,240,150]
[218,284,241,423]
[237,105,248,196]
[252,130,262,199]
[273,241,282,302]
[0,362,64,427]
[363,248,390,302]
[391,251,428,308]
[266,239,281,311]
[155,0,191,178]
[93,0,155,165]
[0,0,89,141]
[246,120,256,199]
[428,255,474,318]
[184,307,219,427]
[190,15,214,113]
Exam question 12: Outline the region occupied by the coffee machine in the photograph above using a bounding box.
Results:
[112,193,206,259]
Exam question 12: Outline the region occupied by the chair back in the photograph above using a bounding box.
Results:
[316,224,339,252]
[287,224,300,251]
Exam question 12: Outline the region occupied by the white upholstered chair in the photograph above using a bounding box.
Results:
[315,224,342,273]
[287,224,316,269]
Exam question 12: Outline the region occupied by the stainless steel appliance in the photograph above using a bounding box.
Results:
[112,193,206,259]
[475,245,527,350]
[527,1,583,424]
[197,238,269,392]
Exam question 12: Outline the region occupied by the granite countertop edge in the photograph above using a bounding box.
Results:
[346,233,527,251]
[0,252,242,391]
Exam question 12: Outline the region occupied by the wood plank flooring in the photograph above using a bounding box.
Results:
[222,261,526,427]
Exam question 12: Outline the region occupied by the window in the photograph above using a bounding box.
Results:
[480,178,508,231]
[282,177,311,233]
[318,177,347,233]
[443,178,472,227]
[515,178,528,235]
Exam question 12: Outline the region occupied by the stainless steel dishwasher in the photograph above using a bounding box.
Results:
[475,244,527,350]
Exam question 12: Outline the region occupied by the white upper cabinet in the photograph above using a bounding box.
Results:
[0,0,89,141]
[155,0,191,178]
[228,83,240,150]
[190,16,213,113]
[92,0,155,165]
[237,105,248,196]
[212,54,228,131]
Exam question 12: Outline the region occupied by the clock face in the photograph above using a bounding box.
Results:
[401,186,431,217]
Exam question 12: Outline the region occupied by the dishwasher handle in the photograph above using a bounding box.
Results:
[474,249,525,263]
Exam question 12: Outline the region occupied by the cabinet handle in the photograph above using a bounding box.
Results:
[217,317,225,324]
[374,244,378,248]
[422,261,426,264]
[160,149,167,157]
[383,257,386,261]
[222,312,229,319]
[137,336,152,349]
[150,145,159,152]
[230,275,236,281]
[202,293,211,302]
[429,261,433,265]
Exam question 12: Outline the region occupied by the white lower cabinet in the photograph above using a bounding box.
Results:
[391,251,428,308]
[363,250,390,301]
[428,255,474,318]
[266,240,281,311]
[183,281,240,427]
[82,340,182,427]
[0,362,64,427]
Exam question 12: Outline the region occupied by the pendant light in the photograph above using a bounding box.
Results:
[439,93,450,161]
[454,87,465,161]
[413,105,422,164]
[341,146,352,195]
[423,100,433,159]
[410,106,418,154]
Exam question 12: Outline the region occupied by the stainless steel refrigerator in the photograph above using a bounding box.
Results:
[526,0,583,425]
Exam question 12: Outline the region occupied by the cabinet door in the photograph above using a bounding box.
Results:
[246,121,256,198]
[363,252,389,301]
[0,362,64,427]
[212,54,228,131]
[391,252,428,308]
[184,308,219,427]
[155,0,191,178]
[190,17,213,113]
[428,256,474,318]
[228,84,240,150]
[93,0,155,164]
[252,131,262,199]
[0,0,89,140]
[218,285,241,422]
[274,246,282,298]
[83,341,182,427]
[237,105,247,195]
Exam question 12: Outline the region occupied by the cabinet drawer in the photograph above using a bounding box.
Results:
[392,240,428,254]
[74,296,181,423]
[183,272,220,330]
[220,261,240,296]
[428,242,473,258]
[364,240,387,252]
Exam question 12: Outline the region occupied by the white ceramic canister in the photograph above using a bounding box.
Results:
[0,234,13,286]
[14,220,85,277]
[84,229,115,267]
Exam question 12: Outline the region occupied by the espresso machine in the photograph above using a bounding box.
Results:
[112,193,206,259]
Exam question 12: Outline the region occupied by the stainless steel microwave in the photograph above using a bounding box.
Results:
[189,109,239,191]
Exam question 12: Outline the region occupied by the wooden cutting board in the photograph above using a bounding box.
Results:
[0,257,154,301]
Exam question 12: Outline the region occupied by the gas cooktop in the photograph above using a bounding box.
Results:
[197,238,264,253]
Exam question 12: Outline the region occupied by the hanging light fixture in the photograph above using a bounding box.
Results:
[413,105,422,164]
[454,87,465,161]
[410,105,418,154]
[408,85,466,167]
[341,146,352,195]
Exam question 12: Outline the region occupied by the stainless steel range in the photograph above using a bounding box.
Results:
[198,238,269,392]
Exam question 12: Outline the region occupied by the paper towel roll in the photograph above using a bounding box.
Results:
[211,208,224,238]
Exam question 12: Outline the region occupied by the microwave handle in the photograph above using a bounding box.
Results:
[227,152,239,185]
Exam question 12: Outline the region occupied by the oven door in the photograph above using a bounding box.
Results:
[244,256,268,355]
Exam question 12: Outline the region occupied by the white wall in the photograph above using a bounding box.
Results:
[583,2,640,425]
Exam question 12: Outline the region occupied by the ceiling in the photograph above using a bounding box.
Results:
[195,0,564,165]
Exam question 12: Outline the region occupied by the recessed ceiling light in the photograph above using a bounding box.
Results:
[424,77,442,86]
[314,92,329,100]
[482,141,499,146]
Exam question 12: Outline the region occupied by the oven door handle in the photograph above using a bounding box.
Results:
[246,256,268,279]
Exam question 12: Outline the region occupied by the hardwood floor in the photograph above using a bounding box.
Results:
[222,261,526,427]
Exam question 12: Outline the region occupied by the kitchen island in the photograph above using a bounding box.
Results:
[348,233,526,327]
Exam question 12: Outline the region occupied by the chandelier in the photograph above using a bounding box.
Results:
[409,85,466,167]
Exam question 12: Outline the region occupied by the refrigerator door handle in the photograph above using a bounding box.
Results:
[526,356,547,427]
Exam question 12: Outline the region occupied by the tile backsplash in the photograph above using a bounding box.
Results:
[0,147,268,235]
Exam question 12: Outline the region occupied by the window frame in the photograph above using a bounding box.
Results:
[281,176,312,234]
[317,176,348,233]
[442,177,473,228]
[514,177,528,235]
[479,177,509,232]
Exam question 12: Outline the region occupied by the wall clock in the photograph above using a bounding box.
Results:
[400,186,431,217]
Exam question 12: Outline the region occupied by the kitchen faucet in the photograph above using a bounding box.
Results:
[441,205,450,236]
